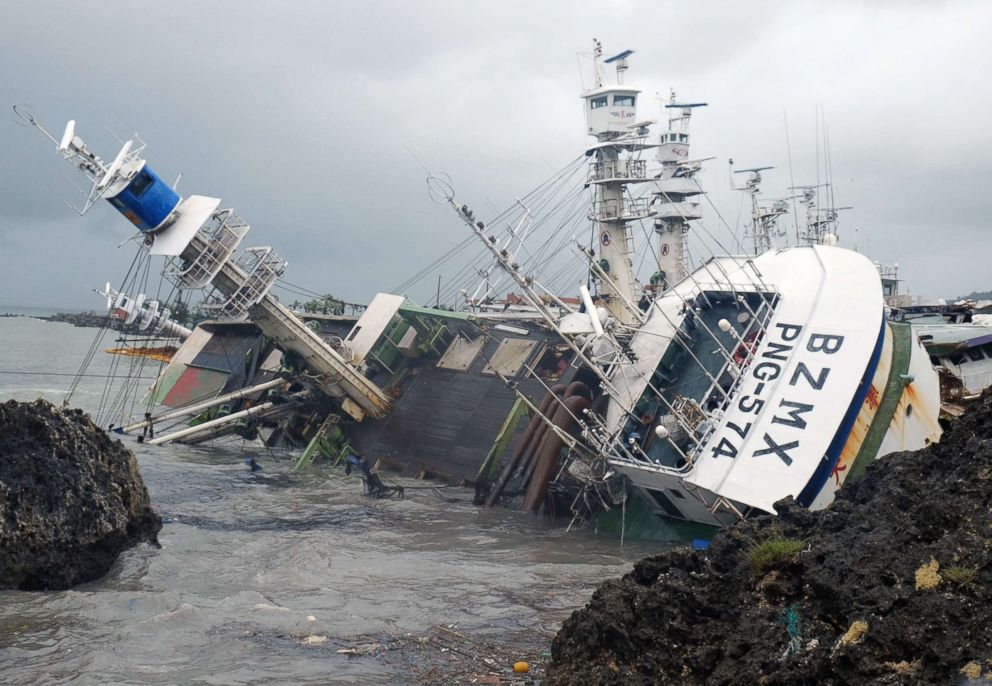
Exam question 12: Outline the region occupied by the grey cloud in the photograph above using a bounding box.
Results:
[1,0,991,309]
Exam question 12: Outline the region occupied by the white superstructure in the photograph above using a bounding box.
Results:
[581,41,655,325]
[651,93,708,290]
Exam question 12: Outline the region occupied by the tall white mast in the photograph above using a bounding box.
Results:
[652,91,708,291]
[581,41,654,325]
[17,107,393,421]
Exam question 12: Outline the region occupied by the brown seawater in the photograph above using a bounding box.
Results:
[0,317,658,684]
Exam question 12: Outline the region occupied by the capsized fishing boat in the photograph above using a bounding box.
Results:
[13,103,584,488]
[13,41,944,541]
[603,247,941,528]
[432,43,943,539]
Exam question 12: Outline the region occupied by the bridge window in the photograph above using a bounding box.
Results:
[613,94,635,107]
[591,96,608,109]
[129,170,154,198]
[967,348,986,362]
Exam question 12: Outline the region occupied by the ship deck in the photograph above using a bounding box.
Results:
[628,291,773,468]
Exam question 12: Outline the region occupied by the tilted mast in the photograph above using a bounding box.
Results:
[730,162,791,254]
[98,282,193,340]
[793,184,850,246]
[16,105,391,421]
[652,92,708,290]
[581,41,655,325]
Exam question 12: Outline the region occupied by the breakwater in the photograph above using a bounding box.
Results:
[37,311,108,328]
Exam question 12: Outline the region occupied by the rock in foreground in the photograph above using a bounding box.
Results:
[548,393,992,685]
[0,399,161,590]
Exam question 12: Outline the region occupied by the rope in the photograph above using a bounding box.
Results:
[64,247,148,405]
[401,154,590,307]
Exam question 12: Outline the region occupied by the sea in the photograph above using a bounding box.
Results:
[0,315,658,685]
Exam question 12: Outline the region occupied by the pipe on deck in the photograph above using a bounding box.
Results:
[519,381,591,489]
[521,392,590,513]
[146,394,303,445]
[485,384,566,507]
[119,378,286,433]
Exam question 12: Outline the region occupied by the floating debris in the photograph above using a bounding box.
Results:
[337,624,544,684]
[299,635,328,646]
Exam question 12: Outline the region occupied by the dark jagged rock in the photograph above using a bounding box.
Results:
[0,399,161,590]
[548,393,992,685]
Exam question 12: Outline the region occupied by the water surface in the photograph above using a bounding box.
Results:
[0,317,659,684]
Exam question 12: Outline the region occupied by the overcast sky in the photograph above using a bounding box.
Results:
[2,0,990,309]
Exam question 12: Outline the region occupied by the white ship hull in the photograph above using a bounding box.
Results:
[606,244,942,525]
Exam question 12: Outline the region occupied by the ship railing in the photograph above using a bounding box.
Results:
[165,209,250,290]
[200,246,287,321]
[589,159,647,182]
[616,288,780,475]
[606,450,750,524]
[606,451,694,477]
[682,292,778,419]
[592,197,654,222]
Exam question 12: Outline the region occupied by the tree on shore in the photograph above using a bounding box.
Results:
[299,294,344,315]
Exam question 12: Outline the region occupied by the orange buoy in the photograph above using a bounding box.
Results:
[513,661,529,673]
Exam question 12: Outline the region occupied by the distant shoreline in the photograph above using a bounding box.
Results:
[0,310,107,329]
[0,306,88,317]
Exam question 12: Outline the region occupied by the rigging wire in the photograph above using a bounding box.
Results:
[825,117,837,232]
[784,109,801,244]
[65,245,147,408]
[99,252,152,426]
[691,179,752,258]
[815,103,821,217]
[0,370,162,379]
[391,235,477,296]
[404,155,589,306]
[435,164,590,307]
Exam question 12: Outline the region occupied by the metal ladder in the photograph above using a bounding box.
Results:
[294,414,345,470]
